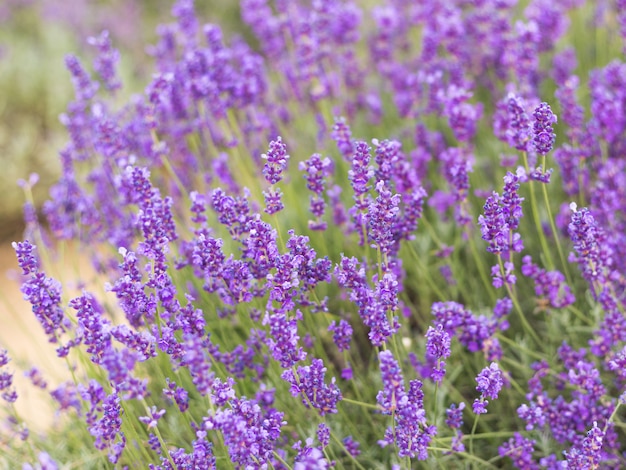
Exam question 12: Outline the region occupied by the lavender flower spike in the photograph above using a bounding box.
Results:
[473,362,504,414]
[376,350,436,459]
[505,94,532,152]
[425,324,451,383]
[262,136,290,185]
[532,102,557,155]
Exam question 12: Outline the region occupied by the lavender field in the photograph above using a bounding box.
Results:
[2,0,626,468]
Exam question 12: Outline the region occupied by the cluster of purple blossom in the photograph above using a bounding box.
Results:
[4,0,626,468]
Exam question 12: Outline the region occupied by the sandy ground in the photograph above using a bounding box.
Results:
[0,238,96,432]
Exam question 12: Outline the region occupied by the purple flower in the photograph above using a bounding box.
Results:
[377,349,405,414]
[532,102,557,155]
[24,367,47,390]
[478,192,509,255]
[16,244,70,348]
[368,180,401,254]
[608,345,626,383]
[564,422,605,469]
[163,378,189,413]
[517,402,546,431]
[65,54,99,102]
[396,186,428,241]
[376,351,436,459]
[521,256,574,308]
[501,171,524,232]
[373,139,401,185]
[139,406,166,429]
[568,205,610,295]
[441,86,483,142]
[90,391,125,464]
[520,346,614,450]
[528,166,553,183]
[491,261,517,289]
[180,335,215,397]
[425,324,451,383]
[0,349,16,404]
[343,435,361,457]
[172,0,198,44]
[71,293,112,364]
[208,396,285,468]
[317,423,330,448]
[22,452,59,470]
[263,186,284,215]
[493,297,513,320]
[262,136,290,185]
[87,30,121,92]
[300,153,333,197]
[108,248,157,328]
[349,141,374,200]
[555,76,584,140]
[119,166,177,260]
[331,117,354,160]
[476,362,504,399]
[498,433,538,469]
[264,309,306,368]
[12,240,39,275]
[294,445,329,470]
[327,184,348,227]
[432,301,502,359]
[362,275,400,347]
[210,188,254,240]
[299,153,333,227]
[187,232,225,294]
[445,402,465,429]
[283,230,332,292]
[244,217,279,279]
[479,171,524,256]
[473,362,504,414]
[328,319,352,352]
[334,256,367,290]
[282,358,342,416]
[440,148,472,202]
[500,94,532,152]
[189,191,207,224]
[451,432,465,453]
[507,21,541,91]
[589,62,626,144]
[155,434,216,469]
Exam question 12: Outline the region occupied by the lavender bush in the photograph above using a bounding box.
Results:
[3,0,626,468]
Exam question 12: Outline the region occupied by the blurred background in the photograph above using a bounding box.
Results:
[0,0,240,427]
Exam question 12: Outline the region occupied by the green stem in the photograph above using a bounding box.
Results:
[498,256,542,348]
[469,414,480,456]
[496,334,543,361]
[341,397,380,410]
[539,166,573,286]
[468,234,498,305]
[522,152,554,270]
[329,432,367,470]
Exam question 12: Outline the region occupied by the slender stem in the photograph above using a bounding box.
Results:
[405,242,447,300]
[468,233,498,305]
[522,153,555,271]
[329,432,368,470]
[341,397,381,410]
[469,414,479,456]
[496,334,543,361]
[497,255,542,348]
[540,170,574,286]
